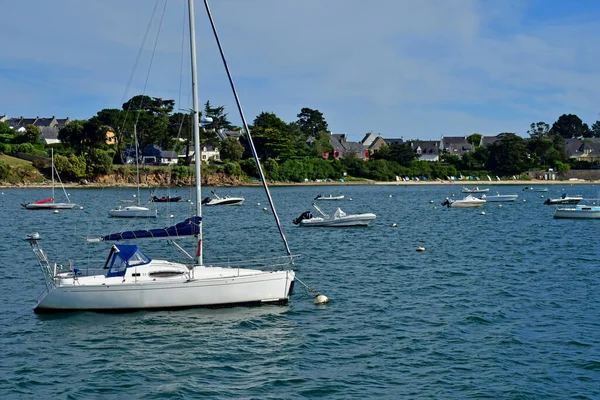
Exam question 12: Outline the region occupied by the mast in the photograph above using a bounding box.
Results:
[188,0,203,266]
[134,124,141,205]
[51,148,55,203]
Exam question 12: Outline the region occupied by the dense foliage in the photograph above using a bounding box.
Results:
[1,100,599,184]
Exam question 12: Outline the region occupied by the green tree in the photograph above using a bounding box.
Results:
[486,133,528,175]
[202,100,232,131]
[219,137,244,161]
[551,114,591,139]
[296,107,329,139]
[250,112,294,160]
[24,125,41,144]
[371,143,417,166]
[527,121,551,139]
[87,148,114,175]
[467,133,482,148]
[53,154,87,180]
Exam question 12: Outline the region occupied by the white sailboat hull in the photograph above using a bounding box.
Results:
[24,203,76,210]
[35,265,295,312]
[553,205,600,219]
[480,194,518,202]
[108,206,157,218]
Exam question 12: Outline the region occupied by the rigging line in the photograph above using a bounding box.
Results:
[118,0,162,142]
[135,0,168,126]
[203,0,293,259]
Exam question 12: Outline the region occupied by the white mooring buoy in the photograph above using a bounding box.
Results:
[416,245,425,252]
[53,210,59,214]
[391,223,398,227]
[498,204,502,208]
[314,294,329,305]
[480,211,486,215]
[169,214,175,218]
[263,207,268,211]
[429,200,434,203]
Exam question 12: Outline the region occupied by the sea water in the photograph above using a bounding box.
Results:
[0,184,599,399]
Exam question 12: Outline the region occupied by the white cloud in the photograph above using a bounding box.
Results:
[1,0,600,140]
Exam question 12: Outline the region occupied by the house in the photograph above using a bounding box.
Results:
[39,127,61,145]
[200,146,220,162]
[160,150,179,165]
[565,138,600,163]
[142,145,178,165]
[216,129,243,141]
[330,133,369,159]
[178,146,221,163]
[361,132,387,152]
[408,140,440,162]
[441,136,474,157]
[2,116,71,140]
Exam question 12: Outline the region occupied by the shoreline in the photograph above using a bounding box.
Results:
[1,179,598,189]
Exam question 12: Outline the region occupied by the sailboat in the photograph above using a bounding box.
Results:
[21,148,77,210]
[108,124,157,218]
[25,0,295,313]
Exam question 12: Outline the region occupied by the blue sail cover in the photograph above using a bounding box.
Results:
[102,216,201,242]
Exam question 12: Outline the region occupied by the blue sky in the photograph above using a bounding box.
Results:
[1,0,600,142]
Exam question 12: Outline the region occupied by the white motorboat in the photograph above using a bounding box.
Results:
[441,195,486,208]
[523,186,548,192]
[553,204,600,219]
[462,186,489,193]
[293,203,376,227]
[201,190,244,206]
[108,205,157,218]
[21,148,77,210]
[480,193,519,202]
[26,0,295,313]
[543,194,583,205]
[314,194,344,201]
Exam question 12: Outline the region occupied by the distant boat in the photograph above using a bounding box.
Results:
[108,124,157,218]
[462,187,489,193]
[442,195,486,208]
[152,195,182,203]
[314,194,344,200]
[480,193,519,202]
[543,194,583,205]
[201,190,244,206]
[293,203,375,227]
[523,186,548,192]
[554,204,600,219]
[21,148,77,210]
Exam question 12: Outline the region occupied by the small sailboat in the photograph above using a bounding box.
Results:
[108,124,157,218]
[26,0,295,313]
[21,148,77,210]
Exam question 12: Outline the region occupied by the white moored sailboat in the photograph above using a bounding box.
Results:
[26,0,295,313]
[21,148,77,210]
[108,124,157,218]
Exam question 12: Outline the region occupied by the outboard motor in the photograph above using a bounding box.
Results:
[201,197,212,205]
[293,210,313,225]
[543,198,551,205]
[441,198,451,207]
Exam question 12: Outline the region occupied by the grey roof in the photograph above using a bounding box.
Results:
[329,133,367,158]
[160,150,178,158]
[480,136,500,147]
[565,139,583,157]
[384,138,404,145]
[409,140,439,155]
[39,126,59,140]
